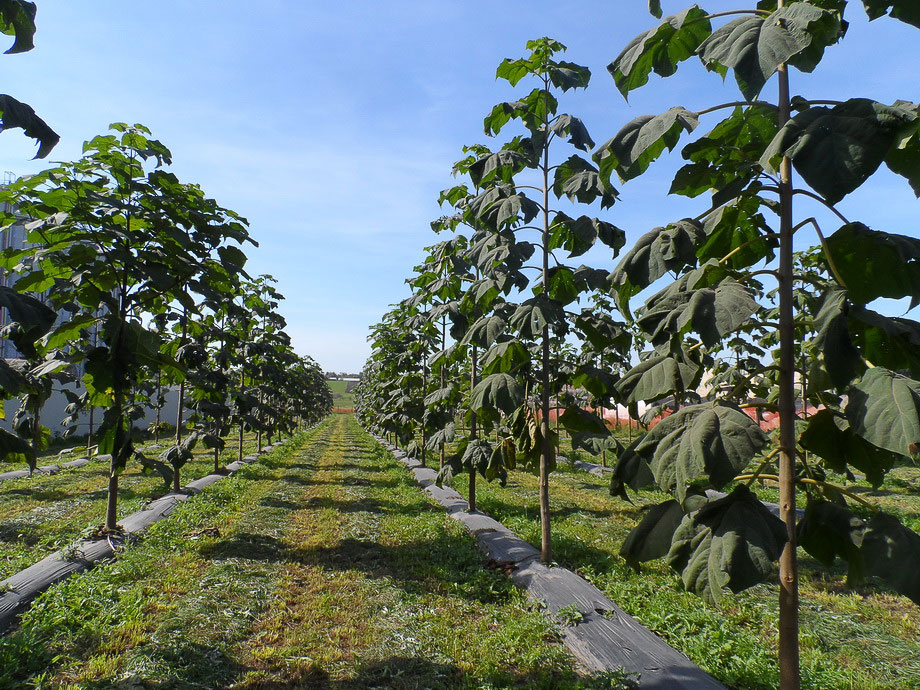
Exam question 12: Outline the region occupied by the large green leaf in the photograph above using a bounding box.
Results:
[810,287,861,389]
[799,409,899,488]
[479,339,530,376]
[595,107,698,182]
[550,114,595,152]
[699,5,842,101]
[461,314,507,348]
[552,155,618,209]
[697,197,775,269]
[616,351,701,404]
[0,286,56,356]
[826,222,920,305]
[761,100,917,204]
[621,499,686,570]
[470,373,524,418]
[667,485,787,604]
[0,94,58,158]
[637,277,760,348]
[549,213,625,258]
[797,499,867,585]
[849,306,920,378]
[608,6,712,99]
[862,0,920,28]
[560,406,608,435]
[862,513,920,604]
[671,104,778,200]
[609,219,704,314]
[846,367,920,458]
[635,402,769,501]
[509,297,567,339]
[0,425,35,467]
[610,441,656,500]
[886,117,920,195]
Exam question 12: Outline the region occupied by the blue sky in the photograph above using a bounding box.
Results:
[0,1,916,372]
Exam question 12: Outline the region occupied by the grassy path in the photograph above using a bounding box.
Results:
[0,416,617,689]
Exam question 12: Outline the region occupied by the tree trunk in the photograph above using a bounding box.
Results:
[538,81,553,564]
[440,316,446,470]
[776,29,801,689]
[468,344,479,513]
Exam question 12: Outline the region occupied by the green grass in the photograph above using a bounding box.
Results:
[0,416,633,689]
[327,378,355,408]
[0,431,269,582]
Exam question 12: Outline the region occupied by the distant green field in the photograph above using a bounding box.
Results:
[327,379,355,408]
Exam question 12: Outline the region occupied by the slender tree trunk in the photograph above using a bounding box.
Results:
[105,385,125,531]
[214,445,220,473]
[421,359,428,468]
[440,316,446,470]
[539,88,552,564]
[776,34,801,690]
[469,344,478,513]
[155,370,161,443]
[174,310,187,493]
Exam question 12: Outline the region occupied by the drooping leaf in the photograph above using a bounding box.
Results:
[635,402,769,501]
[560,406,609,435]
[549,213,625,258]
[608,6,712,99]
[470,373,524,419]
[462,314,507,348]
[479,339,530,376]
[761,99,917,203]
[697,196,775,269]
[509,296,567,339]
[0,94,59,158]
[799,409,900,488]
[886,117,920,195]
[849,306,920,378]
[861,0,920,29]
[552,155,618,208]
[810,287,862,389]
[609,220,704,314]
[550,114,595,152]
[621,499,686,570]
[0,0,36,53]
[671,104,779,200]
[610,441,656,500]
[0,425,35,467]
[861,512,920,604]
[846,367,920,458]
[616,351,702,404]
[0,285,56,356]
[595,107,698,182]
[667,485,788,604]
[826,222,920,305]
[698,5,842,101]
[797,499,867,585]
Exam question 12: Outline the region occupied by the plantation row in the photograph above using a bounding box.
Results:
[356,2,920,688]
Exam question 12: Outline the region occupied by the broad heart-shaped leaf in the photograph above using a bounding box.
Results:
[548,61,592,92]
[0,286,55,357]
[861,512,920,604]
[595,107,698,183]
[810,287,861,390]
[635,402,769,502]
[470,373,524,420]
[672,104,778,200]
[509,296,567,339]
[0,357,27,397]
[468,149,529,187]
[461,314,507,348]
[849,306,920,379]
[621,499,686,570]
[799,409,900,488]
[479,339,530,376]
[761,99,917,204]
[667,485,788,604]
[608,6,711,99]
[609,220,704,315]
[461,438,494,474]
[846,367,920,458]
[468,184,540,230]
[797,499,867,586]
[550,114,595,152]
[552,155,618,209]
[549,213,625,258]
[572,364,618,400]
[862,0,920,29]
[697,196,775,269]
[559,406,608,435]
[637,278,760,348]
[826,222,920,305]
[616,351,702,404]
[0,94,59,158]
[886,117,920,196]
[575,311,631,355]
[571,429,621,458]
[699,4,841,101]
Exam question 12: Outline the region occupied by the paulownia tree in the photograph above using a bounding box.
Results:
[601,1,920,686]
